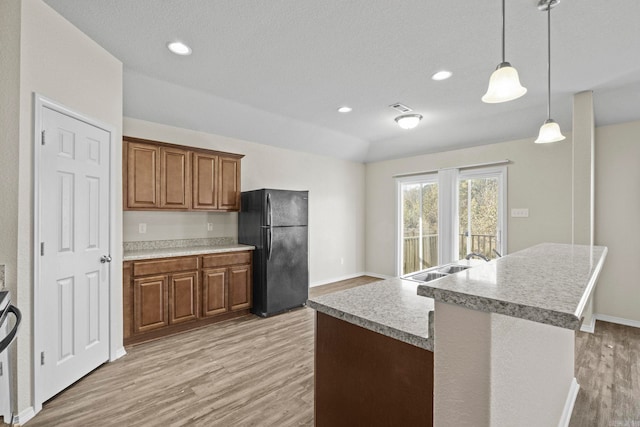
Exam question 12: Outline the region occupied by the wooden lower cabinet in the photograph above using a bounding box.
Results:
[124,251,253,345]
[168,272,198,324]
[202,268,228,317]
[133,275,168,334]
[229,264,251,311]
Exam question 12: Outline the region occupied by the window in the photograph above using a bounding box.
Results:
[458,169,503,261]
[398,176,438,275]
[397,165,506,275]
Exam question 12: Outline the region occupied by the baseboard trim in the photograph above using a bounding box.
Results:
[113,346,127,361]
[580,315,596,333]
[558,378,580,427]
[14,406,36,426]
[594,314,640,329]
[310,272,390,287]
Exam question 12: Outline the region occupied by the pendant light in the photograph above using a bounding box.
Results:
[535,0,565,143]
[482,0,527,103]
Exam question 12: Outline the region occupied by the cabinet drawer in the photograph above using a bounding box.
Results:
[133,256,199,276]
[201,251,251,268]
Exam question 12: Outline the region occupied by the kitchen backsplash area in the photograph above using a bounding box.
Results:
[123,210,238,243]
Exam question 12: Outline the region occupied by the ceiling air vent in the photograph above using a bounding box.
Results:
[389,103,413,113]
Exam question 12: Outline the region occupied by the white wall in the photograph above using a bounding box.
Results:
[123,118,366,285]
[594,120,640,323]
[0,0,123,417]
[365,135,573,276]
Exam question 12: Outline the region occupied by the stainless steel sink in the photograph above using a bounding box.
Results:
[402,262,472,283]
[437,265,471,274]
[409,272,448,282]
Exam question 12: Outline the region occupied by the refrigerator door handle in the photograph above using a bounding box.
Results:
[267,193,273,261]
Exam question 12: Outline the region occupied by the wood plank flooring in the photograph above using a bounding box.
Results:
[17,276,640,426]
[570,320,640,427]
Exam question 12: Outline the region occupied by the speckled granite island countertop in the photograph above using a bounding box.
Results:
[417,243,608,330]
[308,278,435,351]
[123,238,255,261]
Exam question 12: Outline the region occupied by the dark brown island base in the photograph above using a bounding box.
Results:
[315,312,433,426]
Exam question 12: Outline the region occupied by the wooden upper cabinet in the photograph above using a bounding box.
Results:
[126,142,159,209]
[123,136,243,212]
[192,152,218,210]
[160,146,190,209]
[218,157,241,211]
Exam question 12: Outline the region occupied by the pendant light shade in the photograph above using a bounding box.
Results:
[535,0,565,144]
[482,0,527,103]
[535,119,565,143]
[482,62,527,103]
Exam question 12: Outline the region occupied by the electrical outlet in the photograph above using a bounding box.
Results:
[340,257,344,265]
[138,223,147,234]
[207,223,213,231]
[511,208,529,218]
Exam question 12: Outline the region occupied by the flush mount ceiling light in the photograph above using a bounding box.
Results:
[337,106,352,113]
[535,0,565,143]
[482,0,527,103]
[431,70,453,81]
[395,114,423,130]
[167,41,192,56]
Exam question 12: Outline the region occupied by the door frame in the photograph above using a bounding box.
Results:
[32,94,120,412]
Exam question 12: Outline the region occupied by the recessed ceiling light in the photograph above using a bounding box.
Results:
[167,41,192,56]
[431,70,453,81]
[337,106,352,113]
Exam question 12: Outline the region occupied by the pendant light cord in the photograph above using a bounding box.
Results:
[501,0,506,63]
[546,4,551,119]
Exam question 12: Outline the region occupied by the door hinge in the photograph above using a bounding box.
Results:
[41,352,45,366]
[40,242,45,256]
[41,130,46,145]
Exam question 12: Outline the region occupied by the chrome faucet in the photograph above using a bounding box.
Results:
[465,252,489,262]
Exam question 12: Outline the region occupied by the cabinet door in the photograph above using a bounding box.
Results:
[160,146,190,209]
[192,152,218,210]
[126,142,159,209]
[133,275,168,333]
[229,264,252,311]
[218,156,241,211]
[168,272,198,324]
[201,268,228,317]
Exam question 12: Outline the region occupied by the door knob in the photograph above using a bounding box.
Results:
[100,255,112,263]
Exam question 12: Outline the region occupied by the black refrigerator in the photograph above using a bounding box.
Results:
[238,189,309,317]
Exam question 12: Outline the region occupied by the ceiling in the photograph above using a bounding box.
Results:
[43,0,640,163]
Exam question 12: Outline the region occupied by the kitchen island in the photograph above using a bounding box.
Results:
[308,243,607,427]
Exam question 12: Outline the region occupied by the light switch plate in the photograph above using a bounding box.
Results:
[138,223,147,234]
[511,208,529,218]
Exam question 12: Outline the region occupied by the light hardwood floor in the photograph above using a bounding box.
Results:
[15,276,640,426]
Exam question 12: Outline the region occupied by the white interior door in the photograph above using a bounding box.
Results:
[39,106,111,402]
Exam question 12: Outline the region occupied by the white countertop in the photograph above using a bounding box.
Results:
[417,243,608,329]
